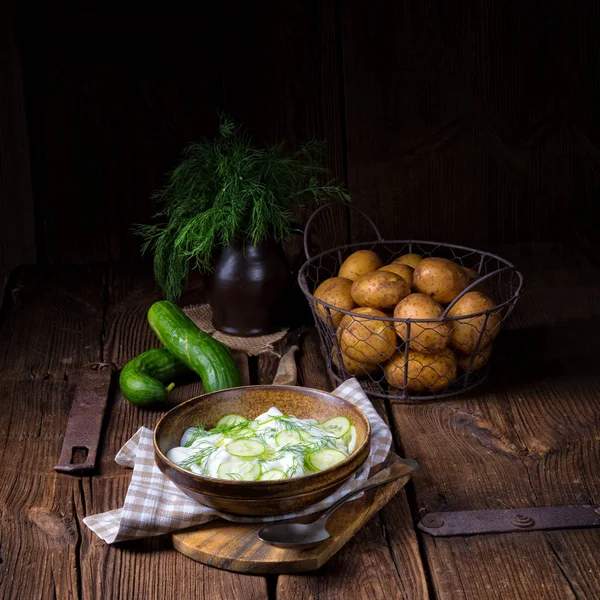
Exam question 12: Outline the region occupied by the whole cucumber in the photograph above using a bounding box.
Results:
[147,301,242,392]
[119,348,191,407]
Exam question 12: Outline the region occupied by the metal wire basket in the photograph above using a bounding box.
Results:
[298,203,524,402]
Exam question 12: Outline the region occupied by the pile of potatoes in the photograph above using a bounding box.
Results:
[313,250,501,394]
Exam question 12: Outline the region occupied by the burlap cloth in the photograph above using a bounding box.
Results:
[183,304,288,356]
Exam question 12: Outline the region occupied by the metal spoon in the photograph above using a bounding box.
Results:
[258,458,420,549]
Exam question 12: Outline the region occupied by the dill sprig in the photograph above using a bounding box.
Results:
[211,420,251,437]
[183,422,209,447]
[136,115,351,301]
[179,445,219,471]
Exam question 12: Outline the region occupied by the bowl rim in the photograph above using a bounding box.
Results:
[153,384,372,487]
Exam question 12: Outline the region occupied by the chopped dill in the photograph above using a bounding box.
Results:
[179,445,219,471]
[183,422,209,447]
[210,419,251,436]
[175,409,353,479]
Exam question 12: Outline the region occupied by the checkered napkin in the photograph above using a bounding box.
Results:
[84,378,392,544]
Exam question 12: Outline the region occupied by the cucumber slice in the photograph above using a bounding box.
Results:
[259,469,286,481]
[275,430,301,446]
[307,448,347,471]
[345,426,357,454]
[227,427,255,440]
[249,418,274,430]
[215,414,248,428]
[226,439,265,458]
[217,460,261,481]
[319,416,351,438]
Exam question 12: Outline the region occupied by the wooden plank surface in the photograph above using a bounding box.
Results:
[0,1,36,279]
[391,252,600,599]
[0,267,104,600]
[2,258,599,599]
[172,470,410,574]
[341,1,600,248]
[18,5,221,264]
[278,329,428,599]
[78,267,269,600]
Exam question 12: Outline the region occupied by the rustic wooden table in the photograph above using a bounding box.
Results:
[1,245,599,599]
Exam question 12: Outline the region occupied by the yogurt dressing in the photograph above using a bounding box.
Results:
[166,407,357,481]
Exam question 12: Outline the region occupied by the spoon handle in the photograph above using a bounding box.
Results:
[315,458,420,525]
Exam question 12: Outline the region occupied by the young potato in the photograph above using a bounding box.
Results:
[458,344,493,371]
[313,277,355,328]
[463,267,480,284]
[447,291,501,355]
[338,307,396,364]
[383,348,457,392]
[378,263,414,287]
[413,257,469,303]
[333,349,380,377]
[393,253,422,269]
[393,293,451,353]
[462,266,492,295]
[338,250,383,281]
[351,271,410,310]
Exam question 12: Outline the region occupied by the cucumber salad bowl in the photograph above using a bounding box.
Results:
[154,386,371,516]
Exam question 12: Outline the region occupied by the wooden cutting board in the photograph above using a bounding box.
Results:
[172,460,410,574]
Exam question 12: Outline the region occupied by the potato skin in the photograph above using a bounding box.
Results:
[383,348,457,392]
[338,250,383,281]
[458,344,492,371]
[351,271,410,310]
[447,291,500,355]
[393,293,451,353]
[463,267,480,284]
[313,277,355,328]
[333,350,380,376]
[338,307,396,364]
[393,254,422,269]
[378,263,414,287]
[413,257,469,303]
[462,267,492,295]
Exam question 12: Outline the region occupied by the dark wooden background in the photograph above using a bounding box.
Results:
[2,0,600,283]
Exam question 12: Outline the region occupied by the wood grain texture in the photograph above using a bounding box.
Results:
[0,266,104,381]
[17,4,221,264]
[222,0,346,183]
[391,254,600,599]
[79,267,269,600]
[0,266,104,600]
[3,259,600,598]
[341,1,600,247]
[278,328,428,598]
[0,2,35,278]
[221,0,351,256]
[173,469,409,574]
[5,0,599,272]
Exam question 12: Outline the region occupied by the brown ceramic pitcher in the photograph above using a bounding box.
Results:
[209,241,293,336]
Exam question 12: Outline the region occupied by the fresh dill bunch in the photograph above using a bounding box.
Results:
[136,114,351,301]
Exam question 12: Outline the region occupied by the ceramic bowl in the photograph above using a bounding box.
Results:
[154,385,371,516]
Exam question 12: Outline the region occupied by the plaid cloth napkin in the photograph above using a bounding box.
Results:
[84,378,392,544]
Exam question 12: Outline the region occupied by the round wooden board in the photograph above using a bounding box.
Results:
[172,463,410,574]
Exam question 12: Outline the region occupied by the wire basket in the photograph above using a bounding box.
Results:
[298,203,524,402]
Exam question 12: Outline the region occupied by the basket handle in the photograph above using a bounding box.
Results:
[303,202,383,260]
[441,266,522,318]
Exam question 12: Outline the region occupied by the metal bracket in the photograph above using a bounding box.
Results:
[54,363,115,475]
[418,505,600,537]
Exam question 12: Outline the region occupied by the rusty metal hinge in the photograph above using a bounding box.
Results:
[418,505,600,537]
[54,363,115,475]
